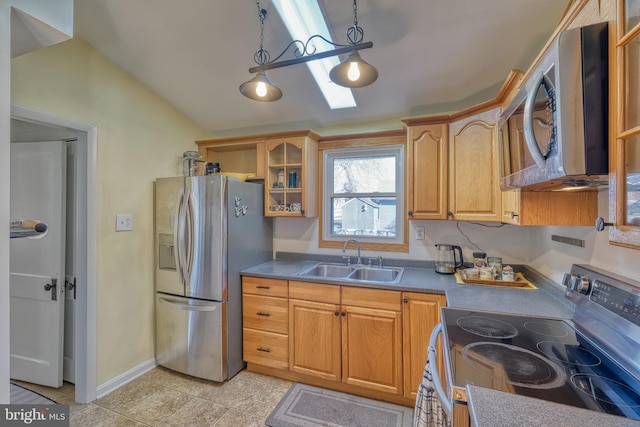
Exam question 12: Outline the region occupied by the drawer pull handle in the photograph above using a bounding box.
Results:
[257,347,271,353]
[257,312,271,317]
[256,285,270,289]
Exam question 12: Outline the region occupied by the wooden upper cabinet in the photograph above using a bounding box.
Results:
[610,0,640,248]
[403,120,449,220]
[196,136,265,179]
[265,132,319,218]
[448,106,502,222]
[502,190,598,226]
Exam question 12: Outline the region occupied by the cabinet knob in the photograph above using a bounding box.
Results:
[300,209,305,215]
[334,311,339,316]
[447,211,453,218]
[341,312,346,317]
[403,298,408,303]
[595,217,613,232]
[407,211,413,217]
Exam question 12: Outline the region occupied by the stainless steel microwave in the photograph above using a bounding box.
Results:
[498,22,608,191]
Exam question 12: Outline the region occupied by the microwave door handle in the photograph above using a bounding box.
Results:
[428,323,453,419]
[523,70,553,169]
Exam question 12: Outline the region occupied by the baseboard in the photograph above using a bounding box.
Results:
[96,358,156,399]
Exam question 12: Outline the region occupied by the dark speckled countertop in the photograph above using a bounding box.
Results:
[241,252,640,426]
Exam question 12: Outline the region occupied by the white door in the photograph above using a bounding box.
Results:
[10,141,66,388]
[63,141,77,383]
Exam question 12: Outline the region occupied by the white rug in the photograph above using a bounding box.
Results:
[266,383,413,427]
[10,383,57,404]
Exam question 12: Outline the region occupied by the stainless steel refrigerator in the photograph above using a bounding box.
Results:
[154,175,272,382]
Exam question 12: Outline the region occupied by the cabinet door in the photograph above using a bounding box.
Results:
[501,189,521,224]
[449,108,502,222]
[289,298,341,381]
[265,136,318,217]
[610,0,640,247]
[402,292,447,399]
[406,123,448,220]
[341,305,403,395]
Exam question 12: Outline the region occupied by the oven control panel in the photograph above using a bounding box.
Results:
[591,279,640,326]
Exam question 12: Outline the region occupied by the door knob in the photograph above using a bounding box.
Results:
[44,278,58,301]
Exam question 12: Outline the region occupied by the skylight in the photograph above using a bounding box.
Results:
[271,0,357,109]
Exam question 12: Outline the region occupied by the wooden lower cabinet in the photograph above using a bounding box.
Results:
[242,277,443,406]
[289,298,341,381]
[402,292,447,399]
[288,282,403,395]
[341,303,403,394]
[242,277,289,369]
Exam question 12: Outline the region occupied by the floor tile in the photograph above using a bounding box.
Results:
[11,367,291,426]
[71,404,144,426]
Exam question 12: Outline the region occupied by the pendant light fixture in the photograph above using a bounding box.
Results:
[239,6,282,102]
[329,1,378,88]
[240,0,377,102]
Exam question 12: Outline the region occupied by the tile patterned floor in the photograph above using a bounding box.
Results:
[12,367,293,426]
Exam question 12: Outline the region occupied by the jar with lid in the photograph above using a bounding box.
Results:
[473,251,487,270]
[182,151,204,176]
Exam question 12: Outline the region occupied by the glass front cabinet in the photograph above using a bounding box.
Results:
[265,131,319,217]
[610,0,640,247]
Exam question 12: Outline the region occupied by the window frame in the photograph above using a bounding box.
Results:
[319,137,408,252]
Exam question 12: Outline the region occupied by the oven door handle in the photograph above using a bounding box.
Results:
[428,323,453,418]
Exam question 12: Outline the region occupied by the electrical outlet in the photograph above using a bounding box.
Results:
[415,226,425,240]
[116,214,133,231]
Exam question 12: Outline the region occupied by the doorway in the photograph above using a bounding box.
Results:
[10,105,97,404]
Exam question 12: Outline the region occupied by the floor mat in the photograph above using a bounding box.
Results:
[266,383,413,427]
[10,383,57,404]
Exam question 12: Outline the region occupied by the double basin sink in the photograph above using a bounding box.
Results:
[298,262,404,284]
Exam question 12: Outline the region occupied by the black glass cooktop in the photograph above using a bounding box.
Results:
[441,308,640,420]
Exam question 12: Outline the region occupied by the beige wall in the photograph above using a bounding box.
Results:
[11,37,209,384]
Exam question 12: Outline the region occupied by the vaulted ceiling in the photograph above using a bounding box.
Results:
[69,0,569,137]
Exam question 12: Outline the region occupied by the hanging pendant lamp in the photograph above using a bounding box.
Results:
[329,0,378,88]
[240,6,282,102]
[329,50,378,88]
[239,70,282,102]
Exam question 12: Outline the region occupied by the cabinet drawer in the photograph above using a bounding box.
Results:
[242,277,288,298]
[289,281,340,304]
[243,328,288,370]
[341,286,402,311]
[243,294,288,334]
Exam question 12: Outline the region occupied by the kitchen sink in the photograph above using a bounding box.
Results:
[298,263,404,284]
[348,267,402,283]
[299,263,356,278]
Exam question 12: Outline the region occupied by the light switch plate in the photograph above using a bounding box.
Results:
[415,226,425,240]
[116,214,133,231]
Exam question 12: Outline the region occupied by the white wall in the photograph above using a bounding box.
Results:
[273,217,531,266]
[273,190,640,285]
[529,191,640,283]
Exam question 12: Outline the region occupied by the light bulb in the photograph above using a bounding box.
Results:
[347,62,360,82]
[256,82,267,97]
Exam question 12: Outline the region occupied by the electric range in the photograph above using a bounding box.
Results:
[435,264,640,423]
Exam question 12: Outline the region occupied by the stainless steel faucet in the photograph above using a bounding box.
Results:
[342,239,361,265]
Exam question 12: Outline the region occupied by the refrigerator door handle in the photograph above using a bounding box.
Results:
[176,189,189,285]
[158,297,218,312]
[185,194,195,280]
